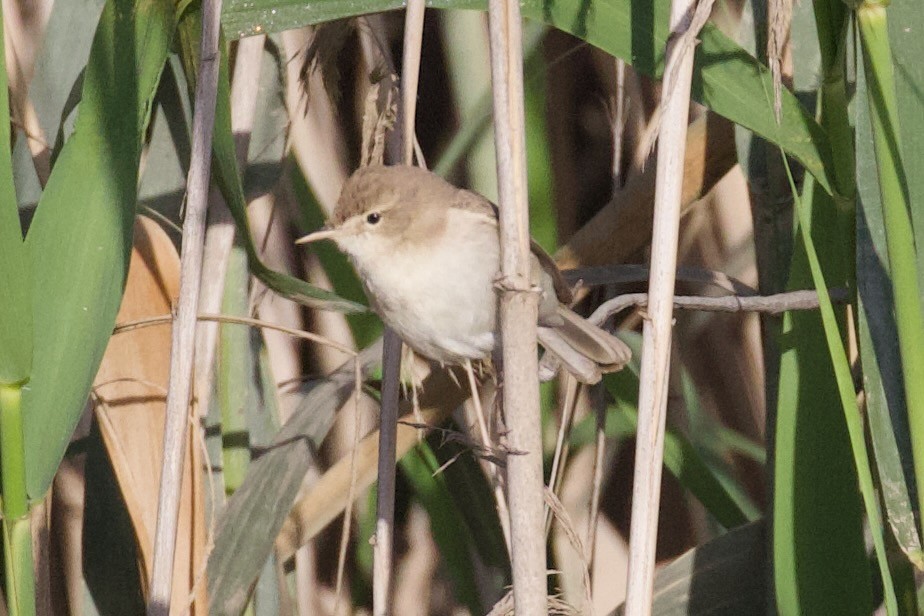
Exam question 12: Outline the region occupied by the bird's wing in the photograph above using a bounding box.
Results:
[451,187,573,306]
[529,238,573,305]
[450,187,500,220]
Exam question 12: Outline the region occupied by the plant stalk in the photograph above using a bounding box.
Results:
[623,0,700,612]
[857,2,924,538]
[0,384,35,616]
[486,0,546,611]
[148,0,223,612]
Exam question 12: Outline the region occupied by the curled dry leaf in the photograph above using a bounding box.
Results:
[93,216,208,614]
[360,74,399,168]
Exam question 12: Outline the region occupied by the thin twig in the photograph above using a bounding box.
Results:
[624,0,700,613]
[147,0,223,613]
[487,0,546,612]
[545,377,580,536]
[586,389,606,572]
[113,313,357,357]
[589,289,847,324]
[465,360,512,550]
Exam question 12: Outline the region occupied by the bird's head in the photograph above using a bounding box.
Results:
[296,165,453,267]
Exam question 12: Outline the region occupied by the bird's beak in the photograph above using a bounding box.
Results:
[296,226,342,245]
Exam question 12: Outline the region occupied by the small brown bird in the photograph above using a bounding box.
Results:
[297,165,630,383]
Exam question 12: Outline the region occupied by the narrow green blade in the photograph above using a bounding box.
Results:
[773,177,876,615]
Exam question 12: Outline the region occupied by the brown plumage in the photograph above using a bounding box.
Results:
[299,165,630,383]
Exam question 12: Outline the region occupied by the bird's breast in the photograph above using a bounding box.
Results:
[354,214,500,364]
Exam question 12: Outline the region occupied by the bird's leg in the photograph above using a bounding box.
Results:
[465,359,493,454]
[545,375,581,536]
[401,346,425,440]
[464,359,511,549]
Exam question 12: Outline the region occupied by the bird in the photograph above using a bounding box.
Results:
[297,164,630,383]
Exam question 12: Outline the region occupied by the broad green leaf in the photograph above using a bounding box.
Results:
[21,0,174,500]
[0,10,32,385]
[176,10,364,314]
[612,522,766,615]
[857,6,924,554]
[773,176,876,614]
[222,0,837,196]
[880,0,924,567]
[207,343,381,616]
[855,10,923,575]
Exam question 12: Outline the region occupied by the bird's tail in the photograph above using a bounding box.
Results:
[537,306,631,384]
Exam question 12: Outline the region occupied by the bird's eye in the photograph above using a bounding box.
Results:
[366,212,381,225]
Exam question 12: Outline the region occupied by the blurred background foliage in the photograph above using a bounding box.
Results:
[0,0,921,614]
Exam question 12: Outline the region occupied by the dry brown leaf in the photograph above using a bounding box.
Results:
[92,216,208,615]
[554,112,736,270]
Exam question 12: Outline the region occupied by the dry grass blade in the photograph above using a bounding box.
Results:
[544,488,593,615]
[486,590,579,616]
[554,113,735,271]
[768,0,793,123]
[360,78,399,168]
[94,217,207,614]
[114,314,357,356]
